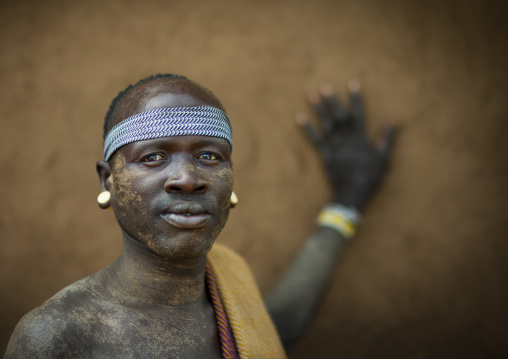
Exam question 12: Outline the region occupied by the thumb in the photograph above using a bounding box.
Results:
[377,119,399,157]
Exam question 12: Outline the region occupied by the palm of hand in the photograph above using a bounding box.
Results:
[297,82,396,210]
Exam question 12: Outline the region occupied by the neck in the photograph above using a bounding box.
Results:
[107,234,208,307]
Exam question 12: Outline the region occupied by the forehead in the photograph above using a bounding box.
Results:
[110,78,224,128]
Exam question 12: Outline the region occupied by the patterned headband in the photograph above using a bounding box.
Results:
[103,106,233,160]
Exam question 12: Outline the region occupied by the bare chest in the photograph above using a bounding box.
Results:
[83,304,222,359]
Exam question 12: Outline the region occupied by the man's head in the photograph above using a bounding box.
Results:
[97,75,234,259]
[103,74,227,140]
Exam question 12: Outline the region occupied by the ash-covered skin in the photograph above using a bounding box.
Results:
[5,77,233,358]
[108,135,233,259]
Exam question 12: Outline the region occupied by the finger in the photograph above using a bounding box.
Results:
[308,92,334,133]
[348,79,365,133]
[319,84,347,123]
[378,120,399,157]
[295,112,325,151]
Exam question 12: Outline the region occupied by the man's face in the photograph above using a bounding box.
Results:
[110,135,233,259]
[104,78,233,259]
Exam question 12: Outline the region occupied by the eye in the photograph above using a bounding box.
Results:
[197,153,219,161]
[141,154,166,163]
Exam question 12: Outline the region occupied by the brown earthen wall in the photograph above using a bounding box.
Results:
[1,0,507,357]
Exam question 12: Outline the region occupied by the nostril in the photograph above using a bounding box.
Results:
[195,185,207,193]
[166,184,207,193]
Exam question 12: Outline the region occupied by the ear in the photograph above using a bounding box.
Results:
[96,160,113,192]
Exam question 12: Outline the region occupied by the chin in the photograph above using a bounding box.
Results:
[147,231,218,259]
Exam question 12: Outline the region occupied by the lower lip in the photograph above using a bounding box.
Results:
[161,213,211,229]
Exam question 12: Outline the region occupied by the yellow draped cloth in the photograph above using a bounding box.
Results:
[207,244,287,359]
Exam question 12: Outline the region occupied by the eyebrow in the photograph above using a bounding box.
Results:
[131,136,231,152]
[192,138,231,149]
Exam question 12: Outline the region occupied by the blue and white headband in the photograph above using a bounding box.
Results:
[104,106,233,161]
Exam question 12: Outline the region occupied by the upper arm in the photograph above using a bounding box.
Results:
[5,302,92,359]
[5,311,61,358]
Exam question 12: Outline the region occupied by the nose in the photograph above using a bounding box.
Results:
[164,156,208,194]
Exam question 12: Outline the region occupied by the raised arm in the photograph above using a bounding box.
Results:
[264,81,397,352]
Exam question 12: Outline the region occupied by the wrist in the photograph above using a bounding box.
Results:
[317,203,362,240]
[331,191,368,212]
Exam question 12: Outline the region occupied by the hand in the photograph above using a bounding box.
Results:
[296,81,397,211]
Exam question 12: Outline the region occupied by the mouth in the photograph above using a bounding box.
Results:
[161,203,211,229]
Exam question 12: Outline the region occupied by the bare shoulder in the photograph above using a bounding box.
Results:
[5,274,107,359]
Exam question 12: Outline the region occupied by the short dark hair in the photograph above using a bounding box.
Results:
[103,73,187,140]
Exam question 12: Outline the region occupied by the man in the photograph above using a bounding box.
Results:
[5,74,396,358]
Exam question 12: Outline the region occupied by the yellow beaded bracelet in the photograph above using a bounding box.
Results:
[317,203,361,240]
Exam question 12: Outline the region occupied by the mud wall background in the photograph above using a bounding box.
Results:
[1,0,507,357]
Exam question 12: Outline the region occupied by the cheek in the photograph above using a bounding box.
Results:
[109,158,138,207]
[216,167,234,190]
[216,167,234,207]
[112,171,144,208]
[110,169,156,243]
[110,166,157,224]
